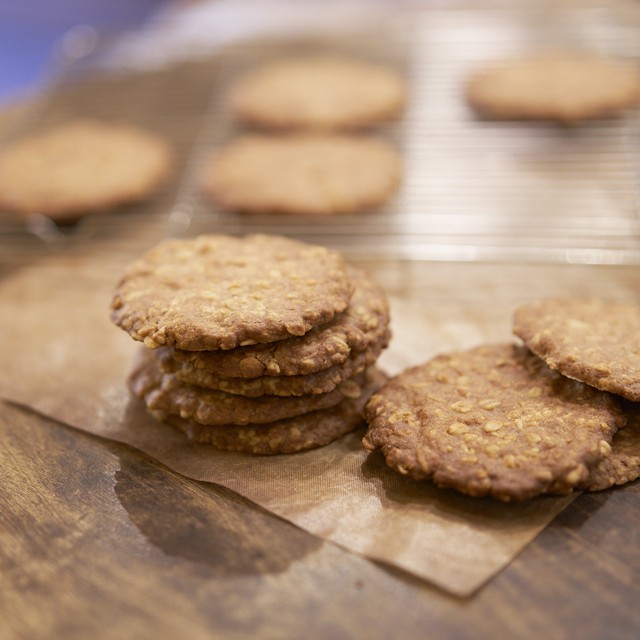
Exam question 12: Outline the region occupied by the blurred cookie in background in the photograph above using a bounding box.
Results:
[466,53,640,123]
[0,119,173,223]
[230,54,406,131]
[200,133,401,216]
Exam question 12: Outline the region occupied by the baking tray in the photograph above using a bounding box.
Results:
[2,5,640,266]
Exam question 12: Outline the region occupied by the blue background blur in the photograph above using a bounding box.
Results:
[0,0,169,102]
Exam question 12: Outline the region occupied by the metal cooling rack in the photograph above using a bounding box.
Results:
[173,5,640,264]
[3,5,640,267]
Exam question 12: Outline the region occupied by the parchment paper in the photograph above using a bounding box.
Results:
[0,253,606,596]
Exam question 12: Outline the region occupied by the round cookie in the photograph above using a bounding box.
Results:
[200,134,401,216]
[467,54,640,122]
[230,55,405,130]
[154,336,387,397]
[167,266,390,377]
[584,403,640,491]
[0,120,172,222]
[111,234,354,350]
[157,368,388,455]
[129,348,367,426]
[363,343,624,502]
[513,297,640,401]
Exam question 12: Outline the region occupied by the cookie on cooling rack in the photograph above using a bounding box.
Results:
[112,233,392,454]
[110,234,354,351]
[230,54,406,130]
[0,120,172,222]
[513,297,640,401]
[363,343,623,501]
[157,265,390,382]
[466,53,640,122]
[200,134,401,215]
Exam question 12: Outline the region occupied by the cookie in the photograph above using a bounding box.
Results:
[0,120,172,222]
[230,55,405,130]
[156,368,388,455]
[129,348,368,425]
[584,403,640,491]
[154,335,387,397]
[111,234,354,350]
[166,266,390,377]
[200,134,401,215]
[467,54,640,122]
[363,343,624,502]
[513,298,640,402]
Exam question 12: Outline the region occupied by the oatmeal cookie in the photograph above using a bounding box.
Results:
[200,134,401,215]
[129,348,368,425]
[157,368,388,454]
[166,266,390,377]
[155,334,387,397]
[363,343,623,501]
[467,54,640,122]
[230,54,405,130]
[0,120,172,221]
[584,402,640,491]
[514,297,640,401]
[111,234,353,350]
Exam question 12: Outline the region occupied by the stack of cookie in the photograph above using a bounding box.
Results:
[111,233,390,454]
[363,297,640,501]
[200,54,405,216]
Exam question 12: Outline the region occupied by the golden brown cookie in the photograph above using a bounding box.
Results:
[363,344,624,502]
[513,298,640,402]
[580,402,640,491]
[200,134,401,215]
[467,54,640,122]
[111,234,354,350]
[584,402,640,491]
[166,266,390,377]
[230,54,405,130]
[155,368,388,455]
[129,348,368,426]
[0,120,172,222]
[154,335,387,397]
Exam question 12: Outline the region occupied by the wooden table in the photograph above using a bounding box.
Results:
[2,9,640,636]
[2,340,640,639]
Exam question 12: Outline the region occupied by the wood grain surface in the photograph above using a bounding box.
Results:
[2,402,640,640]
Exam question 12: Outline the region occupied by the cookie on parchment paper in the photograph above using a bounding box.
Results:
[0,120,172,222]
[129,348,368,426]
[230,55,406,131]
[467,54,640,122]
[363,343,624,502]
[513,297,640,402]
[113,233,392,454]
[157,368,388,455]
[583,403,640,492]
[154,336,387,397]
[111,234,354,351]
[165,265,390,378]
[200,134,401,216]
